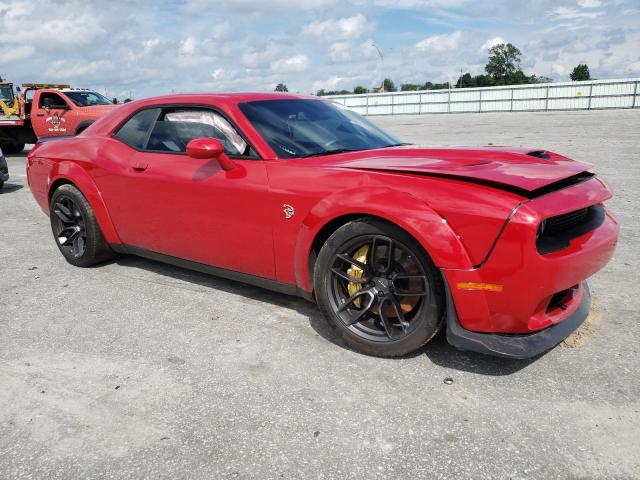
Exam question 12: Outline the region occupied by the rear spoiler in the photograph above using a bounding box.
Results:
[36,135,75,144]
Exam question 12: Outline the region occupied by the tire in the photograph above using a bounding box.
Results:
[314,218,444,358]
[1,143,24,154]
[50,184,114,267]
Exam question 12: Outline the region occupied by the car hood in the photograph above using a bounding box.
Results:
[321,145,592,192]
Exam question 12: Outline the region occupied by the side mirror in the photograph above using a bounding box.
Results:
[186,137,236,171]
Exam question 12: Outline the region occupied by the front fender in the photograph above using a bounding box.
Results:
[293,187,473,292]
[48,161,121,245]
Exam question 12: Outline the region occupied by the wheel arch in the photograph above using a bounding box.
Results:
[47,164,121,245]
[75,120,94,135]
[295,187,474,294]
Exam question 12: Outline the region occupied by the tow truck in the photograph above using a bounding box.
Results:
[0,82,119,153]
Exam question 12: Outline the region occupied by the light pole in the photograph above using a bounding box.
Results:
[370,42,385,92]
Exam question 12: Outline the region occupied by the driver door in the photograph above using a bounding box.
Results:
[33,92,73,138]
[97,106,276,279]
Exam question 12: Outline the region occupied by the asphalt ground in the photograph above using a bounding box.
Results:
[1,109,639,479]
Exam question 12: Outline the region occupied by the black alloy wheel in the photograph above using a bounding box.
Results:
[52,195,88,258]
[50,184,113,267]
[315,218,443,357]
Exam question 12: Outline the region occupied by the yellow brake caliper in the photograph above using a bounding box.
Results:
[347,245,369,308]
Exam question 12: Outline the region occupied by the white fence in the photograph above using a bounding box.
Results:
[327,78,640,116]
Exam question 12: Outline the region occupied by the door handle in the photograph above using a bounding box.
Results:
[132,163,148,172]
[36,113,45,117]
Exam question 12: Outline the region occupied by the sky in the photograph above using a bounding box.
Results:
[1,0,639,99]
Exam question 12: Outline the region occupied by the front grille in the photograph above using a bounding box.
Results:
[543,208,589,236]
[537,205,605,254]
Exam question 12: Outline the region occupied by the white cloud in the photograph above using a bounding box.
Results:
[328,42,352,62]
[0,45,35,62]
[415,31,462,53]
[552,63,567,75]
[312,75,348,92]
[480,36,507,53]
[551,6,605,19]
[302,14,372,41]
[578,0,603,8]
[354,0,467,6]
[186,0,337,12]
[270,54,310,73]
[180,37,198,56]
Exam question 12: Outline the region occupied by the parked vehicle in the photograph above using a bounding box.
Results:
[0,146,8,188]
[26,93,619,358]
[0,82,118,153]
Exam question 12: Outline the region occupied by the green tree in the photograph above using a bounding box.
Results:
[485,43,522,83]
[382,78,397,92]
[424,81,451,90]
[274,83,289,92]
[353,86,367,94]
[570,64,591,81]
[400,83,421,91]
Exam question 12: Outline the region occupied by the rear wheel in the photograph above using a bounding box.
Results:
[315,218,444,357]
[50,184,114,267]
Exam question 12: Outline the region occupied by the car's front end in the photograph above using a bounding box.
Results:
[441,174,618,358]
[316,143,619,358]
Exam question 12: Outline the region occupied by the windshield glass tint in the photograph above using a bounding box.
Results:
[0,85,14,103]
[238,99,402,158]
[65,91,113,107]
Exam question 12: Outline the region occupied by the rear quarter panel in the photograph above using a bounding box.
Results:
[27,137,122,244]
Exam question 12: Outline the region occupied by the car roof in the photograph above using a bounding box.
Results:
[134,91,319,104]
[82,92,331,138]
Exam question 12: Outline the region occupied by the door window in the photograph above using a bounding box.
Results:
[113,106,256,158]
[113,108,160,150]
[147,109,251,157]
[38,92,69,109]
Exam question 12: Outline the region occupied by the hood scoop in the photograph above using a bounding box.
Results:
[526,150,551,160]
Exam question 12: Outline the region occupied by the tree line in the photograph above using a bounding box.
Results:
[276,43,593,95]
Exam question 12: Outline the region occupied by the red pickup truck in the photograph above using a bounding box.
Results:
[0,83,119,153]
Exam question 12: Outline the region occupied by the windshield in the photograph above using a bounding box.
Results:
[238,99,404,158]
[64,91,113,107]
[0,85,15,103]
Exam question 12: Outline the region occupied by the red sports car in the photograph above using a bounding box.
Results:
[26,93,619,358]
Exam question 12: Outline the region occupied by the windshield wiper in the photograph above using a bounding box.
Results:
[301,148,359,158]
[381,142,412,148]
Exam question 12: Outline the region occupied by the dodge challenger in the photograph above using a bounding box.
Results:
[26,93,619,358]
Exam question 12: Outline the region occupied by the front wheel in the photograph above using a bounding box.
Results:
[315,218,444,357]
[1,143,24,154]
[50,184,114,267]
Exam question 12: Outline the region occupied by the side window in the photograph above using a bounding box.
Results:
[113,108,160,150]
[146,109,251,157]
[38,92,68,109]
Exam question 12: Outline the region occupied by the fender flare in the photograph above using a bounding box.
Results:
[293,187,474,292]
[48,161,121,245]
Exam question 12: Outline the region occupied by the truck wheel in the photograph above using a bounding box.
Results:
[1,143,24,154]
[50,184,114,267]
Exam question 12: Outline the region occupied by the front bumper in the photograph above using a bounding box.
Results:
[442,178,618,336]
[445,279,590,359]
